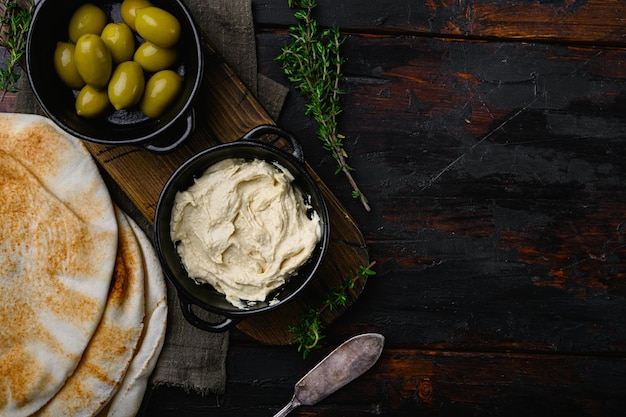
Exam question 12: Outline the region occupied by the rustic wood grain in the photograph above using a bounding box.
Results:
[255,32,626,353]
[80,39,369,345]
[0,93,14,112]
[126,6,626,414]
[253,0,626,44]
[145,345,626,416]
[160,0,626,408]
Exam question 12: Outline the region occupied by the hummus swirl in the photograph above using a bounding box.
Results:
[170,158,322,308]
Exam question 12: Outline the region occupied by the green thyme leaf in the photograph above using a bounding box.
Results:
[288,262,376,358]
[277,0,370,211]
[0,0,33,100]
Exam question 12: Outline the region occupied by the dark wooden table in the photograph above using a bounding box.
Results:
[158,0,626,415]
[140,1,626,415]
[5,0,626,415]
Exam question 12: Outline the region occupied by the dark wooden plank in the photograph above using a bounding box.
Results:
[137,2,626,415]
[332,245,626,352]
[146,18,626,414]
[144,345,626,416]
[258,32,626,203]
[256,33,626,354]
[0,93,14,112]
[253,0,626,44]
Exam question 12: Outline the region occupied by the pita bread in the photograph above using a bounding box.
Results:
[33,207,146,417]
[98,214,168,417]
[0,114,118,416]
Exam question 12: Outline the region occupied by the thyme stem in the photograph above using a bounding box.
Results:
[0,0,33,100]
[288,261,376,358]
[277,0,371,212]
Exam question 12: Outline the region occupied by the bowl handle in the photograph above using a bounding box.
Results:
[241,124,304,163]
[178,294,240,332]
[144,110,196,154]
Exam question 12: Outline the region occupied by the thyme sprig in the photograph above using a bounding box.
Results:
[0,0,32,100]
[277,0,370,212]
[289,262,376,358]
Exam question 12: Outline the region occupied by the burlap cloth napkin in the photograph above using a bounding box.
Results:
[16,0,288,397]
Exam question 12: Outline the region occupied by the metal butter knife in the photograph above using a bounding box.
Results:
[272,333,385,417]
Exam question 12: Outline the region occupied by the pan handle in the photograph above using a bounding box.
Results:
[241,124,304,163]
[144,110,195,154]
[178,293,240,332]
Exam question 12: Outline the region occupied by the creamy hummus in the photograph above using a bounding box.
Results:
[170,158,322,308]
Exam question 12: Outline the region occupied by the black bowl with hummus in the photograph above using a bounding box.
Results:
[154,125,330,332]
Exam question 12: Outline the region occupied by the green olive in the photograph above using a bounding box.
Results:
[68,3,107,44]
[74,34,112,89]
[76,84,110,118]
[120,0,152,32]
[135,7,181,48]
[133,41,177,72]
[108,61,145,111]
[53,42,85,89]
[101,23,135,64]
[140,69,182,118]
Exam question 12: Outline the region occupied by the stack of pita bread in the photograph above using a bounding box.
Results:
[0,113,168,417]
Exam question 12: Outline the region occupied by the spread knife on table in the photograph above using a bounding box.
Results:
[272,333,385,417]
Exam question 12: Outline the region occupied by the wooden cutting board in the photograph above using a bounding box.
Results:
[82,39,370,345]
